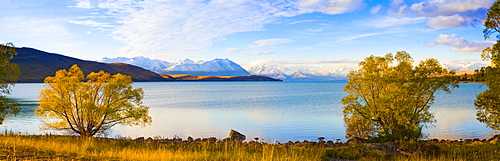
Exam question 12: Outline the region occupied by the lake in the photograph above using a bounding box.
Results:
[0,82,495,142]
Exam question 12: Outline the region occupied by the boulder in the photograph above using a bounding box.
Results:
[134,137,145,143]
[229,129,246,141]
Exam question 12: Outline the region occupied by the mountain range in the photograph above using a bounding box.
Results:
[100,56,488,81]
[11,48,279,82]
[101,57,250,76]
[100,57,352,81]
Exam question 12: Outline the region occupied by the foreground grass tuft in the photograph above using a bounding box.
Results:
[1,134,499,160]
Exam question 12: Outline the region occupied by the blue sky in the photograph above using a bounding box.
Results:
[0,0,496,69]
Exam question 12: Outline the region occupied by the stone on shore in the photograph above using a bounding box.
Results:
[229,129,246,141]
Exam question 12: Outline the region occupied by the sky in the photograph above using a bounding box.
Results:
[0,0,496,70]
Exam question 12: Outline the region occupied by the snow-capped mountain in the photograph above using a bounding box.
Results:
[247,64,354,81]
[161,58,250,76]
[101,56,173,72]
[100,57,250,76]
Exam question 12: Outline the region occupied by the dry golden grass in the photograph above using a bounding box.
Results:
[2,134,499,160]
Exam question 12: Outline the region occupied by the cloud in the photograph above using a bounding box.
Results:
[249,51,276,55]
[427,15,466,28]
[388,0,408,17]
[409,0,493,17]
[225,38,294,54]
[373,16,426,28]
[70,0,92,9]
[298,0,364,15]
[370,4,382,14]
[396,0,494,28]
[427,34,495,52]
[72,0,363,55]
[247,58,359,66]
[0,16,83,53]
[385,0,492,28]
[287,19,317,25]
[337,32,384,43]
[69,20,113,27]
[252,39,295,47]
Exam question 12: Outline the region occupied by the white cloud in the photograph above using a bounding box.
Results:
[298,0,364,15]
[249,51,276,55]
[370,4,382,14]
[225,38,294,54]
[70,0,92,9]
[388,0,408,17]
[427,15,466,28]
[406,0,493,28]
[93,1,302,55]
[337,32,384,43]
[0,16,83,53]
[69,20,113,27]
[287,19,317,25]
[427,34,495,52]
[252,39,295,47]
[373,16,426,28]
[409,0,494,17]
[71,0,363,56]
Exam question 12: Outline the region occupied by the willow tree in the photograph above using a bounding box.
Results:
[0,42,20,124]
[476,0,500,132]
[342,51,457,141]
[36,64,152,136]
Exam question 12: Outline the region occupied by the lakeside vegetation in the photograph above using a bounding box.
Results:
[1,134,500,160]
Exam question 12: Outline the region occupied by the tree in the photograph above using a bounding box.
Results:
[0,42,20,124]
[483,0,500,66]
[36,64,152,136]
[476,0,500,132]
[342,51,457,141]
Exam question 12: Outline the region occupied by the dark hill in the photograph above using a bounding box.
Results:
[12,48,170,83]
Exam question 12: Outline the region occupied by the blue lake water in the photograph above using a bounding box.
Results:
[0,82,495,142]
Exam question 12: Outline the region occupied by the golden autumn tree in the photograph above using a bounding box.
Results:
[36,64,151,136]
[342,51,457,141]
[0,42,20,124]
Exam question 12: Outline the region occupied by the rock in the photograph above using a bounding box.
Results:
[326,140,335,147]
[187,136,194,142]
[346,137,367,145]
[134,137,145,143]
[363,142,407,156]
[208,137,218,143]
[229,129,246,141]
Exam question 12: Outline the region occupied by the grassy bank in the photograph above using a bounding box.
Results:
[0,134,326,160]
[1,134,500,160]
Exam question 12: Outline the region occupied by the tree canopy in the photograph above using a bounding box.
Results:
[0,42,20,124]
[475,0,500,132]
[36,64,152,136]
[342,51,457,141]
[483,0,500,66]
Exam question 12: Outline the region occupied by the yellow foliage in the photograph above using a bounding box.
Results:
[35,64,151,136]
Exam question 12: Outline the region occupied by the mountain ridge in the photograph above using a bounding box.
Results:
[13,47,168,83]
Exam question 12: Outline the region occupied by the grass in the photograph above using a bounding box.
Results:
[0,134,327,160]
[1,134,499,160]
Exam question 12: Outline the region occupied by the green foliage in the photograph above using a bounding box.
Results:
[0,43,20,124]
[483,0,500,66]
[35,64,152,136]
[342,51,458,141]
[475,68,500,131]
